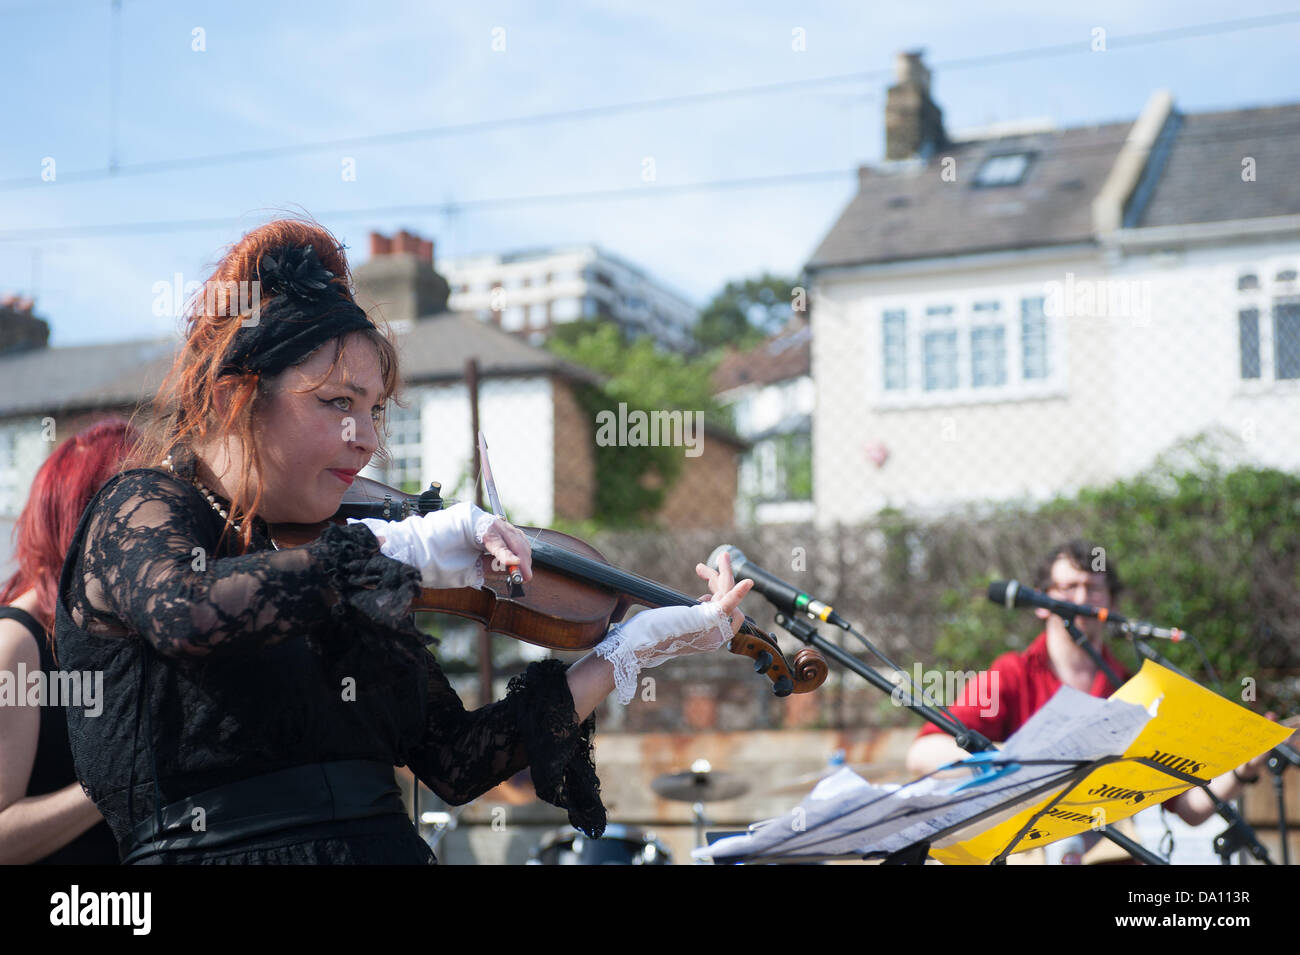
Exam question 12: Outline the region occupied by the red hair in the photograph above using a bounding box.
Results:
[123,217,401,552]
[0,418,140,635]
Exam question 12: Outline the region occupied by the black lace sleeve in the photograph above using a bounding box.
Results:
[67,469,423,659]
[408,656,606,838]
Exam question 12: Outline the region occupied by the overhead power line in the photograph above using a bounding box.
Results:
[0,168,856,242]
[2,10,1298,193]
[5,115,1300,243]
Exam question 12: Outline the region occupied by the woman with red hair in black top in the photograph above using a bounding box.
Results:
[0,418,137,863]
[53,219,751,864]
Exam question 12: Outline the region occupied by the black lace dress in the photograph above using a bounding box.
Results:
[53,464,604,864]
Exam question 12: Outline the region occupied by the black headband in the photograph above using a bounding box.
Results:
[217,244,376,378]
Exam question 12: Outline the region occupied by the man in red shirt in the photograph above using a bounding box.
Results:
[905,540,1267,829]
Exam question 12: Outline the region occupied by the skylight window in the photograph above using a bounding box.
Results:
[974,153,1032,187]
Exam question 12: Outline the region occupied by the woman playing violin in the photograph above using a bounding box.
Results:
[54,218,751,864]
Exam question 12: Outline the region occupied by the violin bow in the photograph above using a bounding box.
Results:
[476,432,526,597]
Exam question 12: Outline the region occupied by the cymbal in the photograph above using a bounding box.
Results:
[651,769,749,803]
[763,760,906,797]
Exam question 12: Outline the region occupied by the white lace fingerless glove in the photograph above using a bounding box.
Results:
[347,501,497,589]
[594,602,733,705]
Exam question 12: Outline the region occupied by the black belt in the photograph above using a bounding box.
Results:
[121,760,406,864]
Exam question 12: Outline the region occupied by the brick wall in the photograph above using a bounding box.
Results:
[550,378,595,521]
[656,433,740,529]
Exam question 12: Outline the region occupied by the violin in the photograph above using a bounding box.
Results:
[271,476,828,697]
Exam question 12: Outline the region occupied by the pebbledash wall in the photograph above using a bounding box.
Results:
[812,246,1102,523]
[375,377,560,526]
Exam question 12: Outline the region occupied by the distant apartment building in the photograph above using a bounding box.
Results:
[439,244,698,353]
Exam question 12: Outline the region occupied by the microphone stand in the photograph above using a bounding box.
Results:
[1061,616,1124,692]
[1266,749,1293,866]
[772,612,991,754]
[770,610,1167,864]
[1124,634,1274,864]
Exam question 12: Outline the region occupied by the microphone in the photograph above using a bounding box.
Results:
[986,580,1186,641]
[1270,742,1300,770]
[1108,619,1187,643]
[708,545,850,629]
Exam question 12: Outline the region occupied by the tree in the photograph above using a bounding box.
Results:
[547,322,729,526]
[696,273,801,351]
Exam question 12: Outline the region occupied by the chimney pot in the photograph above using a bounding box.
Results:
[353,229,450,324]
[885,49,947,161]
[894,51,930,91]
[394,230,418,255]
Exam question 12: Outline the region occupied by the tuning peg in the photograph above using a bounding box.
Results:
[752,650,773,674]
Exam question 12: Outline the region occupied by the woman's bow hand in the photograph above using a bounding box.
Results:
[479,517,533,582]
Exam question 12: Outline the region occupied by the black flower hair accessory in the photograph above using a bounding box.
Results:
[218,242,376,378]
[257,244,338,300]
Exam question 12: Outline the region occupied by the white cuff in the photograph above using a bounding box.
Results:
[594,602,732,705]
[348,501,493,589]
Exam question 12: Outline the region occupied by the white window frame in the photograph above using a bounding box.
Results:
[873,284,1067,409]
[1236,260,1300,393]
[382,399,424,491]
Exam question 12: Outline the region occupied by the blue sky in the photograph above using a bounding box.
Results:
[3,0,1300,346]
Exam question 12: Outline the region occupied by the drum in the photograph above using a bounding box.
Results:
[527,824,673,865]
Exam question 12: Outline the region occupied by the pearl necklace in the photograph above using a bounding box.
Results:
[162,454,242,534]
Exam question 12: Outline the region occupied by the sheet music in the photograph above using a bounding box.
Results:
[696,685,1152,863]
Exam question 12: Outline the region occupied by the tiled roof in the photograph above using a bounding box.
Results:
[1136,103,1300,227]
[0,312,599,419]
[807,122,1130,270]
[713,317,811,393]
[0,338,176,417]
[808,101,1300,271]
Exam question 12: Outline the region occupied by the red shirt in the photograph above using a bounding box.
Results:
[915,631,1131,743]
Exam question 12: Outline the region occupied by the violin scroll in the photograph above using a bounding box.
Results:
[728,628,828,697]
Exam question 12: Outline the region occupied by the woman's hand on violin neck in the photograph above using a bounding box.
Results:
[694,550,752,636]
[592,554,752,706]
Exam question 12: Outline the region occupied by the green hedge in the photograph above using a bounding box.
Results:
[934,462,1300,713]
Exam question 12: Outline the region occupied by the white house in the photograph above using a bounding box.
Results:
[713,316,815,525]
[805,53,1300,525]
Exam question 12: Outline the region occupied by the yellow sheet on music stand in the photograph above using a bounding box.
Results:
[929,661,1290,866]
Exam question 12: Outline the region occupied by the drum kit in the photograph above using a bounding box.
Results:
[525,753,912,864]
[527,824,673,865]
[529,758,752,865]
[406,753,908,864]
